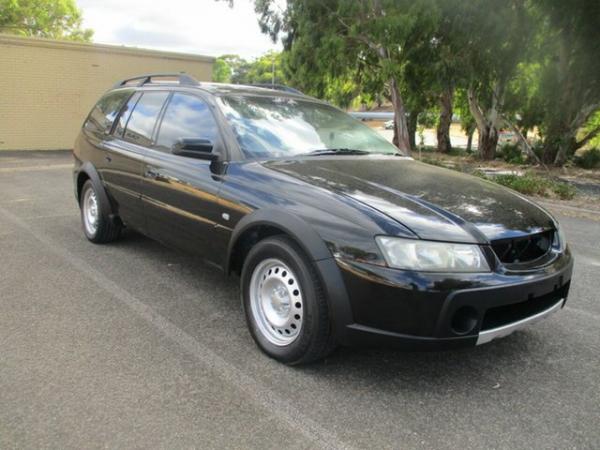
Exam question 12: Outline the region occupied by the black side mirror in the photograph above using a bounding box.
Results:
[172,138,218,161]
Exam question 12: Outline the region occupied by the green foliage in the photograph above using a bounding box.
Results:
[212,58,232,83]
[493,173,576,199]
[419,111,437,129]
[574,148,600,169]
[245,51,286,84]
[580,110,600,149]
[243,0,600,166]
[505,62,545,133]
[216,54,251,84]
[530,0,600,164]
[552,182,578,200]
[419,156,448,168]
[253,0,445,151]
[212,52,289,86]
[0,0,93,41]
[454,89,476,136]
[498,144,525,165]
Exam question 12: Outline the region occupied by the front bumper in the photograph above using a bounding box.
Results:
[334,248,573,349]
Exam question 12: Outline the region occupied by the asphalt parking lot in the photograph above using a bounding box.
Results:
[1,151,599,449]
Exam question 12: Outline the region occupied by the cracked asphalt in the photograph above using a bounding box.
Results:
[1,151,599,449]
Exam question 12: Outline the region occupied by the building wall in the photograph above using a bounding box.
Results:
[0,34,214,150]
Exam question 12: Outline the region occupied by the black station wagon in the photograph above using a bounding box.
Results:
[73,73,573,364]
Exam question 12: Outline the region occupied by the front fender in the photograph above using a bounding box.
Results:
[226,209,332,269]
[226,208,354,345]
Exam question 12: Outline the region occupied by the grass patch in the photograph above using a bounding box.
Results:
[420,156,449,168]
[492,173,576,199]
[418,157,577,200]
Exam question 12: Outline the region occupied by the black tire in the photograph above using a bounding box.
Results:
[79,180,121,243]
[241,235,336,364]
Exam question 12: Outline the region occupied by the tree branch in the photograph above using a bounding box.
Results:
[330,7,384,56]
[570,103,600,131]
[576,124,600,149]
[501,114,546,169]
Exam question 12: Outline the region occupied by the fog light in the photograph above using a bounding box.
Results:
[451,306,478,335]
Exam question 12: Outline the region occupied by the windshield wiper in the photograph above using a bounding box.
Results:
[302,148,371,156]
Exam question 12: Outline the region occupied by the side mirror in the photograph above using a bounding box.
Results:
[172,138,218,161]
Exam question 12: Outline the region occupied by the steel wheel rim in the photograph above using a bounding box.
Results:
[83,188,99,236]
[249,258,303,346]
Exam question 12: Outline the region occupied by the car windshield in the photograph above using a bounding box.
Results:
[217,95,401,159]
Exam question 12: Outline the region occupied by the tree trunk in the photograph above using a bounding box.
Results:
[467,83,504,161]
[553,136,577,166]
[466,128,474,153]
[436,86,453,153]
[407,110,420,150]
[547,103,600,166]
[542,120,575,165]
[478,126,498,160]
[389,77,411,154]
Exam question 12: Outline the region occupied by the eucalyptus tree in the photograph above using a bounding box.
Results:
[427,0,470,154]
[253,0,438,153]
[212,58,233,83]
[454,89,477,153]
[532,0,600,165]
[400,40,438,150]
[458,0,535,160]
[0,0,92,41]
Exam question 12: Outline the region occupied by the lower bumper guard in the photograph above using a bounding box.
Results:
[476,298,565,345]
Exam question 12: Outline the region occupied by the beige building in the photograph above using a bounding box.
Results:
[0,34,214,151]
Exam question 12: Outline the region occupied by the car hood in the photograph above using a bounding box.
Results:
[261,156,555,243]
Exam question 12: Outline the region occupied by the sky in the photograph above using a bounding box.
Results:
[76,0,282,59]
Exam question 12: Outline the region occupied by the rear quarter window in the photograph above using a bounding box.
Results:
[84,90,132,137]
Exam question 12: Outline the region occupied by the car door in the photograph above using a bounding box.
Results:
[102,91,170,232]
[140,92,225,263]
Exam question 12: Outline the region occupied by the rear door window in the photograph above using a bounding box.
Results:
[123,92,169,147]
[114,92,142,137]
[84,90,132,137]
[155,93,220,152]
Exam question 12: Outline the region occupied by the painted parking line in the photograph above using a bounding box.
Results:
[0,164,73,173]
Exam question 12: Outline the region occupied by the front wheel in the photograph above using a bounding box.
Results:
[241,235,336,364]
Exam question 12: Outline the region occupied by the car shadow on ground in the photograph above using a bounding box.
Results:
[104,228,555,391]
[309,334,542,389]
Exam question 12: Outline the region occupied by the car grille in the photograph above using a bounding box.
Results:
[491,230,554,264]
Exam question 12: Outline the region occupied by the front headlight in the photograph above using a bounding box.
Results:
[375,236,490,272]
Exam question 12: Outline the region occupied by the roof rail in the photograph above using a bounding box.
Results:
[113,73,199,88]
[249,83,304,95]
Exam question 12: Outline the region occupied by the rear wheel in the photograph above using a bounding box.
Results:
[79,180,121,243]
[241,235,335,364]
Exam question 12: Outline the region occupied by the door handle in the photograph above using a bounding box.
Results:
[105,154,112,163]
[145,168,159,179]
